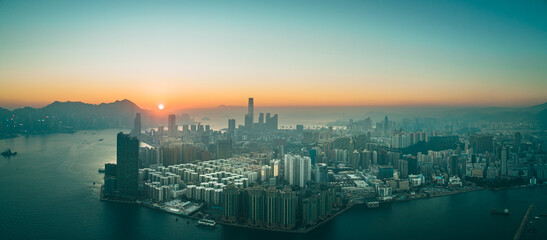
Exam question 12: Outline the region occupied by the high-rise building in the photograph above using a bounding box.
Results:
[216,139,232,159]
[223,184,241,223]
[470,135,493,154]
[378,166,394,179]
[501,147,508,176]
[398,159,408,179]
[315,163,329,183]
[265,187,280,228]
[116,132,139,200]
[266,114,278,130]
[131,113,141,136]
[407,156,418,175]
[228,119,236,132]
[279,187,297,229]
[384,116,389,135]
[514,132,522,153]
[168,115,177,136]
[259,113,264,125]
[361,150,372,169]
[284,155,312,187]
[248,97,254,124]
[350,150,360,169]
[248,186,265,226]
[245,97,254,129]
[449,156,458,177]
[271,160,280,177]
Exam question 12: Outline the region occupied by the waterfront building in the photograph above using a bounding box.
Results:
[279,187,297,229]
[265,187,280,228]
[115,132,139,200]
[248,186,265,226]
[223,184,241,223]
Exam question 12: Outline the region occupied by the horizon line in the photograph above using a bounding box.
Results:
[1,99,546,112]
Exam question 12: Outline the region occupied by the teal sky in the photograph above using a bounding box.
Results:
[0,0,546,109]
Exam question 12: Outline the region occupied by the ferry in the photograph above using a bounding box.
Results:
[197,219,216,227]
[491,208,510,215]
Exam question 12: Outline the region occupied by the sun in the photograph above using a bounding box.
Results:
[158,104,164,110]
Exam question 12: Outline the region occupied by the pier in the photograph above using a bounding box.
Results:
[513,204,533,240]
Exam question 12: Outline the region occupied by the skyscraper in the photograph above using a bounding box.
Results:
[168,114,176,136]
[501,147,508,176]
[398,159,409,179]
[223,184,241,223]
[248,97,254,124]
[131,113,141,136]
[284,155,312,187]
[384,116,389,135]
[266,113,278,130]
[228,119,236,132]
[259,113,264,125]
[116,132,139,200]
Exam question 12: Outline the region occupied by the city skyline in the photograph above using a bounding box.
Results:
[1,0,546,110]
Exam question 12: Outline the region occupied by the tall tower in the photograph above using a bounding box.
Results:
[248,97,254,124]
[228,119,236,132]
[132,113,141,136]
[116,132,139,200]
[384,116,389,135]
[168,115,176,136]
[501,146,508,176]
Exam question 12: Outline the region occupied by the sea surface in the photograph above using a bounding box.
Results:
[1,130,546,240]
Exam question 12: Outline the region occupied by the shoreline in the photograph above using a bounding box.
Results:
[100,184,547,234]
[219,203,356,234]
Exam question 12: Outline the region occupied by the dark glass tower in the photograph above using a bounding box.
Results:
[116,132,139,200]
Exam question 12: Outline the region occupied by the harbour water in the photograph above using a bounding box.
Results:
[1,130,546,240]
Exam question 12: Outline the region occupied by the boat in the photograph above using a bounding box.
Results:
[98,167,105,173]
[491,208,510,215]
[1,149,17,157]
[534,216,541,220]
[197,219,216,227]
[99,139,104,141]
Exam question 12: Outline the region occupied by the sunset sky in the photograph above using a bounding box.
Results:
[0,0,546,110]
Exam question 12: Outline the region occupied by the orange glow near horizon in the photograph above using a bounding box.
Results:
[0,79,544,111]
[1,1,546,110]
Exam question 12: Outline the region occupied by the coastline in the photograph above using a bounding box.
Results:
[219,203,356,234]
[99,183,547,234]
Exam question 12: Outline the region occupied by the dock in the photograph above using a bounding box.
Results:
[513,204,533,240]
